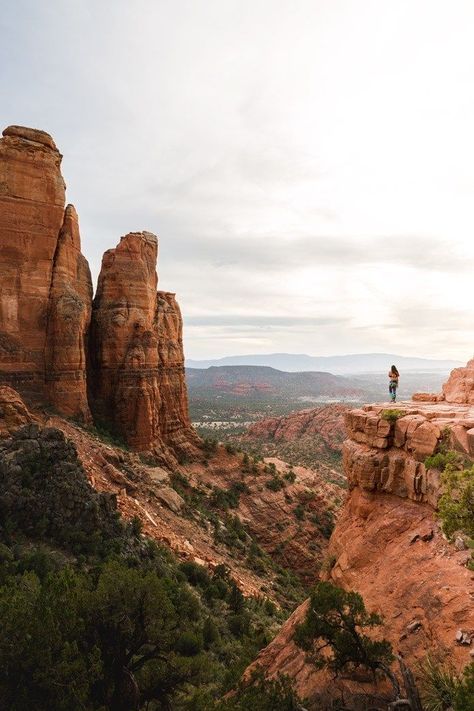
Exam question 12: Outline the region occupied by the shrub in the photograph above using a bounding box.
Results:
[381,409,404,422]
[294,504,305,521]
[284,470,296,483]
[265,477,285,492]
[438,464,474,539]
[425,450,460,472]
[419,656,460,711]
[455,663,474,711]
[217,670,301,710]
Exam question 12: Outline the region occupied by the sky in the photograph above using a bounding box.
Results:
[1,0,473,361]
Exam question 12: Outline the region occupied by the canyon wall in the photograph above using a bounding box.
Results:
[248,371,474,705]
[0,125,196,463]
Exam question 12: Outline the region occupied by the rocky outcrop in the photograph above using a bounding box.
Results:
[0,126,66,401]
[247,393,474,704]
[0,385,34,438]
[89,232,197,464]
[1,124,196,460]
[413,355,474,405]
[244,404,348,449]
[442,358,474,404]
[343,401,474,507]
[0,126,91,419]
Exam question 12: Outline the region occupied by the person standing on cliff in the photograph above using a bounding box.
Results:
[388,365,400,402]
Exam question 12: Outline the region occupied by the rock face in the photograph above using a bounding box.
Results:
[245,404,348,449]
[0,124,196,462]
[344,401,474,507]
[442,358,474,404]
[45,205,93,420]
[0,126,91,419]
[247,397,474,704]
[89,232,196,463]
[413,355,474,405]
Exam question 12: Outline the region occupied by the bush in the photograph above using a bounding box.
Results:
[294,504,305,521]
[381,409,404,422]
[419,658,474,711]
[217,670,301,710]
[455,663,474,711]
[425,450,460,472]
[419,656,460,711]
[438,464,474,539]
[265,477,285,492]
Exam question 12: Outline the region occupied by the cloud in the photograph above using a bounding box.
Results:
[1,0,474,361]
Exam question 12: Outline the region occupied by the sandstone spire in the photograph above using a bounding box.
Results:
[89,232,197,464]
[0,125,90,419]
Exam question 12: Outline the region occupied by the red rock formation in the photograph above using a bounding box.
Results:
[45,205,93,420]
[247,400,474,705]
[413,356,474,405]
[0,125,194,451]
[0,125,66,400]
[245,404,348,449]
[89,232,197,464]
[442,357,474,404]
[0,126,91,420]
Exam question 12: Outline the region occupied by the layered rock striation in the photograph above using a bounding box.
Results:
[0,126,91,418]
[89,232,196,461]
[0,125,196,462]
[246,372,474,704]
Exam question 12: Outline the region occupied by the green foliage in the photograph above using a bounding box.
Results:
[419,656,460,711]
[202,437,218,456]
[381,409,404,422]
[294,581,393,675]
[424,450,460,472]
[0,426,289,710]
[264,476,285,492]
[438,464,474,539]
[293,504,305,521]
[284,469,296,483]
[216,670,301,710]
[225,443,237,455]
[455,663,474,711]
[419,658,474,711]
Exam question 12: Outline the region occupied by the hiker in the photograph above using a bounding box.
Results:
[388,364,399,403]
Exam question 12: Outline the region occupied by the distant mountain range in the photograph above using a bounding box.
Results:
[186,352,462,374]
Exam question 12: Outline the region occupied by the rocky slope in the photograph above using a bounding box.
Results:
[237,404,348,480]
[0,125,196,464]
[0,384,338,606]
[246,369,474,707]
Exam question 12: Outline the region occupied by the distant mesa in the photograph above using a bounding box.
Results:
[186,352,462,374]
[0,124,197,466]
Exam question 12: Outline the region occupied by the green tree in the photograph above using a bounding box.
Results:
[294,581,393,675]
[455,663,474,711]
[438,464,474,539]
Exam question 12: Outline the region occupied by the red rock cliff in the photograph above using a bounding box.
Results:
[0,126,92,420]
[247,379,474,706]
[89,232,197,464]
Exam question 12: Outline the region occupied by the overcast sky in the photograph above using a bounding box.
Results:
[1,0,473,360]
